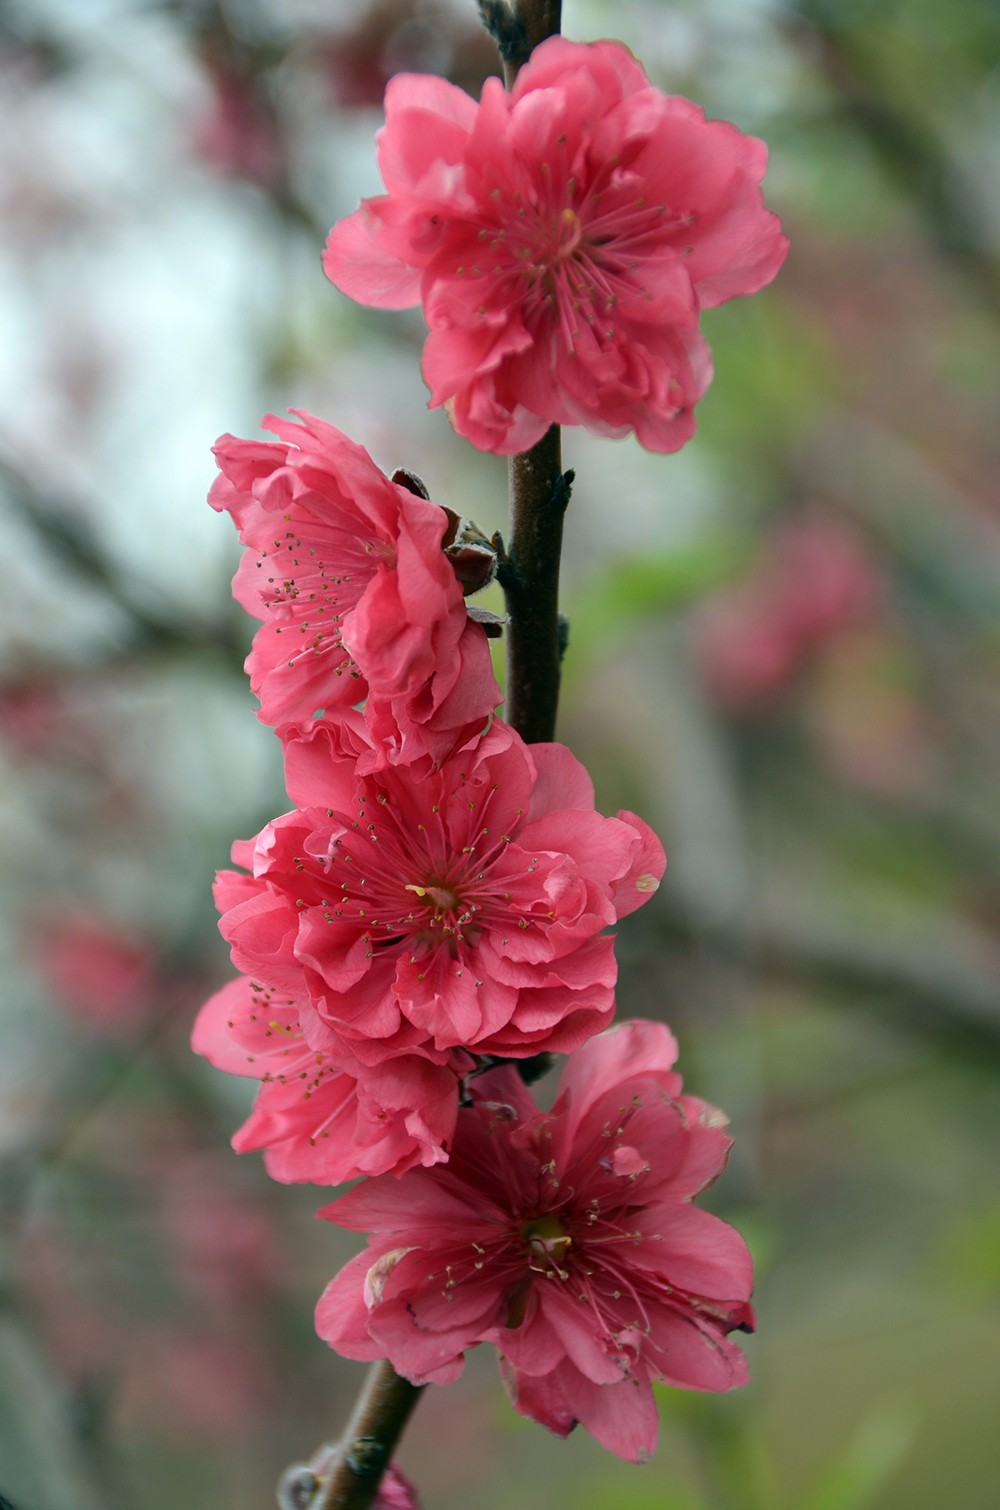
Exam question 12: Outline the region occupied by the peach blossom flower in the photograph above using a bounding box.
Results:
[316,1021,753,1461]
[214,709,664,1065]
[211,411,498,751]
[324,38,787,454]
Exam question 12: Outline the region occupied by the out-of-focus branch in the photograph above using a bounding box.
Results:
[479,0,561,83]
[0,1296,116,1510]
[309,1363,423,1510]
[512,0,562,59]
[0,457,244,664]
[788,2,1000,317]
[661,897,1000,1058]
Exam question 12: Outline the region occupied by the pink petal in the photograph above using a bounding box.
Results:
[629,1205,754,1302]
[538,1285,628,1385]
[560,1366,660,1462]
[322,203,422,309]
[523,743,595,822]
[318,1167,503,1236]
[499,1357,578,1439]
[378,72,477,192]
[315,1252,385,1361]
[554,1019,679,1136]
[279,715,370,810]
[609,810,667,918]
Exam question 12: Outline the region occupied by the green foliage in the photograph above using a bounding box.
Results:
[935,1201,1000,1300]
[699,298,838,463]
[798,1403,919,1510]
[564,536,748,688]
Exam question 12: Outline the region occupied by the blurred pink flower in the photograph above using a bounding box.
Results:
[214,711,663,1066]
[696,515,881,711]
[192,59,285,187]
[32,913,155,1036]
[323,37,787,454]
[159,1152,283,1306]
[316,1021,753,1462]
[773,516,881,643]
[694,598,799,712]
[118,1329,273,1443]
[193,978,467,1183]
[210,411,498,743]
[0,682,67,756]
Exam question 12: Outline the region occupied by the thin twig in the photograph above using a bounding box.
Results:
[0,455,243,662]
[310,1362,423,1510]
[497,2,568,745]
[501,0,562,86]
[477,1,529,69]
[785,4,1000,319]
[500,429,572,742]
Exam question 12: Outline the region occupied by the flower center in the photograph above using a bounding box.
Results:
[553,206,583,261]
[257,526,392,674]
[404,882,461,914]
[522,1213,573,1270]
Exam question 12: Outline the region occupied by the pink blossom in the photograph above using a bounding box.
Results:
[0,682,67,756]
[694,597,798,712]
[192,977,464,1183]
[210,410,499,743]
[769,516,880,644]
[696,515,880,712]
[192,57,285,187]
[214,709,664,1064]
[323,37,788,455]
[32,913,155,1036]
[159,1150,283,1308]
[315,1021,753,1462]
[118,1328,274,1444]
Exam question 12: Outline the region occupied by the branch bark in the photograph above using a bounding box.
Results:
[498,0,568,747]
[500,426,570,743]
[506,0,562,80]
[309,1362,423,1510]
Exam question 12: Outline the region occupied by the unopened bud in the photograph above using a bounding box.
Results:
[276,1463,318,1509]
[276,1454,421,1510]
[441,508,498,595]
[277,1443,339,1508]
[392,476,497,593]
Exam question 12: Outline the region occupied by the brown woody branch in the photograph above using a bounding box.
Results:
[498,427,571,743]
[497,1,569,747]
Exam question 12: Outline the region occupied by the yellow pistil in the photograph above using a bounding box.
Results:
[522,1213,573,1267]
[405,883,460,912]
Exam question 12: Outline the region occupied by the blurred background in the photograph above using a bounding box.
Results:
[1,0,998,1506]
